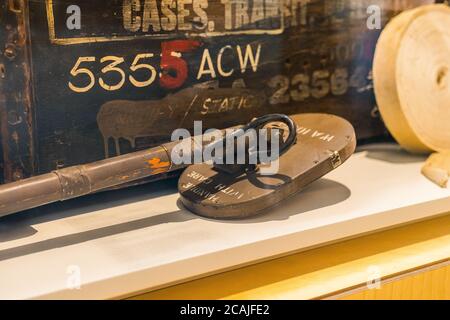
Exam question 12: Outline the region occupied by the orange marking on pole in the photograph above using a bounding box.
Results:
[147,158,170,174]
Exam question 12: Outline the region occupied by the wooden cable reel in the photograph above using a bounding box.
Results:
[373,4,450,154]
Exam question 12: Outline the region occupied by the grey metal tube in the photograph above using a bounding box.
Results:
[0,140,187,218]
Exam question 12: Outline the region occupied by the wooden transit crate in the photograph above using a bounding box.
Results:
[0,0,442,184]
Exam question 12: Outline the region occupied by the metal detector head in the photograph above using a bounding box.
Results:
[178,113,357,219]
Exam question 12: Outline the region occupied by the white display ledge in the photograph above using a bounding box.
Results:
[0,143,449,300]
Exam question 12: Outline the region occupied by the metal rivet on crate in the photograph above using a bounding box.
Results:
[4,45,17,60]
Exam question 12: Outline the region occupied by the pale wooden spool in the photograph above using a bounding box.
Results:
[373,4,450,153]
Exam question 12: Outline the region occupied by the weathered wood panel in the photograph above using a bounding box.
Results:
[0,0,444,183]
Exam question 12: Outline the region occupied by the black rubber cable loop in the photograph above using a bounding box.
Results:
[204,114,297,172]
[241,113,297,159]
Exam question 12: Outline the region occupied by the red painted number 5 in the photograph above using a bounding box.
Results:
[160,40,201,89]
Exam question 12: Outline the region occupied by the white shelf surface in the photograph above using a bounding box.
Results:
[0,143,449,299]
